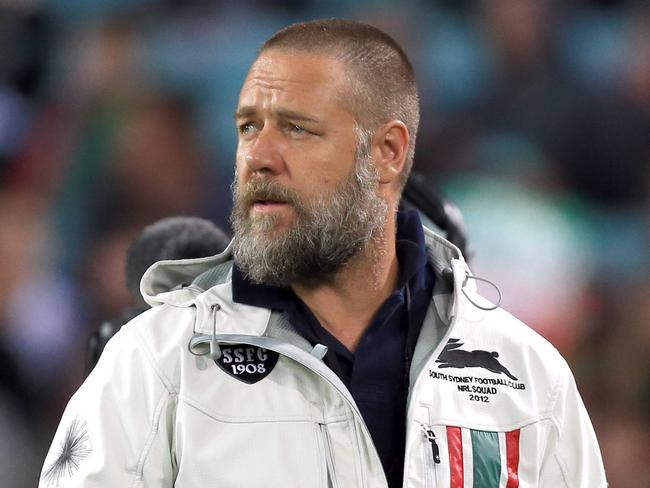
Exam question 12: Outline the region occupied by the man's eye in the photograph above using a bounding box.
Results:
[288,124,306,134]
[238,122,257,134]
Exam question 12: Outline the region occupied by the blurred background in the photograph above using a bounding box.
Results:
[1,0,648,485]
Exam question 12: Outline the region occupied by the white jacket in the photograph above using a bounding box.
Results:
[39,228,607,487]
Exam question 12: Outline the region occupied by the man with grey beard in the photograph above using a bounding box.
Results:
[40,19,606,488]
[231,127,387,288]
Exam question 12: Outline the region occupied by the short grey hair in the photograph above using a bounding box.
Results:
[260,18,420,191]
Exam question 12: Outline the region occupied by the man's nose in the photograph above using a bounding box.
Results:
[244,126,285,175]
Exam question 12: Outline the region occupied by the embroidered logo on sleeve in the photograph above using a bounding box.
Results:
[42,417,91,486]
[430,338,526,404]
[436,338,518,380]
[214,344,279,384]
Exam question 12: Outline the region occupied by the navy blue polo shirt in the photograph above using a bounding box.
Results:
[232,210,435,488]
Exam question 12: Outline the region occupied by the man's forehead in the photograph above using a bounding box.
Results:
[243,50,348,89]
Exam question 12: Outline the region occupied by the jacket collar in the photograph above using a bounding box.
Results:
[139,222,470,337]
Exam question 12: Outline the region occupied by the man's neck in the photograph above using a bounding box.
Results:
[291,221,399,353]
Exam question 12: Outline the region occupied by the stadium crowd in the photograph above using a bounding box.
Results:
[0,0,648,486]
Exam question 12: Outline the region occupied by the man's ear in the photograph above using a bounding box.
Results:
[371,121,409,186]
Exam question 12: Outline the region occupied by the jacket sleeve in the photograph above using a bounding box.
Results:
[38,323,176,488]
[540,359,607,487]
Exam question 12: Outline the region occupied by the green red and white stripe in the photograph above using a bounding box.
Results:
[446,426,520,488]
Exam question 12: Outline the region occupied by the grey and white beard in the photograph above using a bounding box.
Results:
[230,146,388,288]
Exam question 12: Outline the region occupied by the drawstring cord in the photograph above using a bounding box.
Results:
[460,271,501,311]
[209,304,222,361]
[193,269,498,365]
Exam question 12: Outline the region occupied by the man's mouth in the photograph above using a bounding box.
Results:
[251,199,291,212]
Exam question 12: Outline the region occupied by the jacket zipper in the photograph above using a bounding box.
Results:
[404,261,465,487]
[421,424,440,488]
[318,423,340,488]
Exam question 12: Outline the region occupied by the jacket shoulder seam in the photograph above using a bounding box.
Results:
[130,326,178,395]
[541,356,569,439]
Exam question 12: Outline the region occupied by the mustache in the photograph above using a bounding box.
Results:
[236,179,300,208]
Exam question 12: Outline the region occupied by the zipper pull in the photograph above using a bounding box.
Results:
[423,427,441,464]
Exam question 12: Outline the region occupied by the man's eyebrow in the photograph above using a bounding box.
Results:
[234,106,256,120]
[276,109,319,124]
[234,106,319,124]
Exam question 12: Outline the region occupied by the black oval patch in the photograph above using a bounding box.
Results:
[214,344,279,384]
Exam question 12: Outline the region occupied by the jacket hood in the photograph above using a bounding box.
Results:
[140,240,235,307]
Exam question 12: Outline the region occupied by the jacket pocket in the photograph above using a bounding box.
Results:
[174,405,329,487]
[415,423,528,488]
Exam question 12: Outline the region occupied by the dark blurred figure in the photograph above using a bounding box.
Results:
[125,216,230,309]
[0,3,53,177]
[55,92,219,273]
[475,0,650,207]
[0,189,51,487]
[86,216,229,374]
[100,95,214,226]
